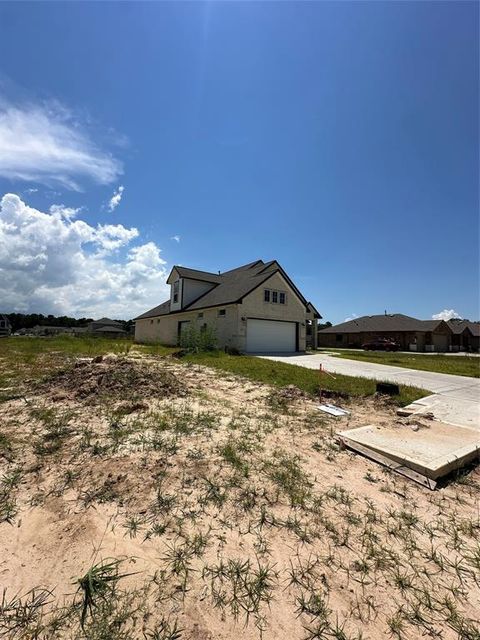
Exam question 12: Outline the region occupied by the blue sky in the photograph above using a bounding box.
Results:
[0,1,478,322]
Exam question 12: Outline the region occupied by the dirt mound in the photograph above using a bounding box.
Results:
[40,355,186,402]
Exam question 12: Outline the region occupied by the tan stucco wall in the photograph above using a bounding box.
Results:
[236,272,307,351]
[135,304,239,347]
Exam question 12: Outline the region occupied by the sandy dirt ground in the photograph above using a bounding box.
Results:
[1,353,479,639]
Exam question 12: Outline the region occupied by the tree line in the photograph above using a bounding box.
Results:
[4,313,134,333]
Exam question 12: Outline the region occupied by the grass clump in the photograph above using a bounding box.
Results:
[75,558,135,629]
[264,451,312,507]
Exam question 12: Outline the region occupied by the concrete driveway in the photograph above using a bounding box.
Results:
[257,353,480,431]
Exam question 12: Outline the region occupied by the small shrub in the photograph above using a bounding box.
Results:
[179,325,217,353]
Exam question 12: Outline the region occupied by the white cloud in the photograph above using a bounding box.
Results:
[107,185,124,212]
[344,313,359,322]
[170,235,181,243]
[0,100,122,190]
[0,193,169,319]
[432,309,462,321]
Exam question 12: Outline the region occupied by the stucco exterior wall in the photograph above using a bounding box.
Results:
[235,272,307,351]
[135,304,239,347]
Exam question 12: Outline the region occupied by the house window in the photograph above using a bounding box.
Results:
[173,281,179,303]
[336,334,343,342]
[264,289,271,303]
[157,319,160,324]
[198,312,204,319]
[272,291,278,304]
[279,292,286,304]
[218,309,226,317]
[150,319,154,325]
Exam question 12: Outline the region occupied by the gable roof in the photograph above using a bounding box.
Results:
[93,317,123,327]
[136,259,320,320]
[167,266,222,284]
[319,314,449,334]
[92,325,127,333]
[448,320,480,337]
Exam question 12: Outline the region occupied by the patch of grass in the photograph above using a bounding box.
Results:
[319,349,480,378]
[0,336,176,388]
[75,558,135,629]
[185,352,425,406]
[0,468,22,523]
[264,451,312,507]
[218,440,250,477]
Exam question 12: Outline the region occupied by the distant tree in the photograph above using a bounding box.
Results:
[317,321,332,330]
[5,313,93,332]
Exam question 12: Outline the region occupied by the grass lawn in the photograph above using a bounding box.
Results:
[0,337,427,406]
[317,348,480,378]
[186,351,426,406]
[0,336,175,392]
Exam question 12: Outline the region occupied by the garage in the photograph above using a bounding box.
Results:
[246,319,297,353]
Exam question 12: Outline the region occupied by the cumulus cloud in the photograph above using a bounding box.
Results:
[0,193,169,318]
[432,309,462,321]
[0,100,122,190]
[170,235,181,243]
[107,185,124,212]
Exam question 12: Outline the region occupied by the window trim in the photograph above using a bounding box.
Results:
[279,291,286,305]
[264,289,271,303]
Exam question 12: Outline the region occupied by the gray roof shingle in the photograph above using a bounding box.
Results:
[448,320,480,337]
[319,314,447,334]
[136,260,315,320]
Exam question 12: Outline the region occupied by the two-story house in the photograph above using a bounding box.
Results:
[135,259,320,352]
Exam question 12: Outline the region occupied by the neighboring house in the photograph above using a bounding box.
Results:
[317,314,455,352]
[0,314,11,337]
[448,320,480,352]
[135,259,321,353]
[31,325,74,336]
[88,318,127,338]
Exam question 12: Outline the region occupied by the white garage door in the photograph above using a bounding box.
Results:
[246,319,296,353]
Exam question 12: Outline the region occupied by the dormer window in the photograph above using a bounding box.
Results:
[173,281,179,303]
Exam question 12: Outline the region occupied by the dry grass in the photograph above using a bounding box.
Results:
[0,348,479,640]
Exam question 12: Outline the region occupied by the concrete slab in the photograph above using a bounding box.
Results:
[338,423,480,480]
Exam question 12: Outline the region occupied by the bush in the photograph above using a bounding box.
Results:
[179,324,217,353]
